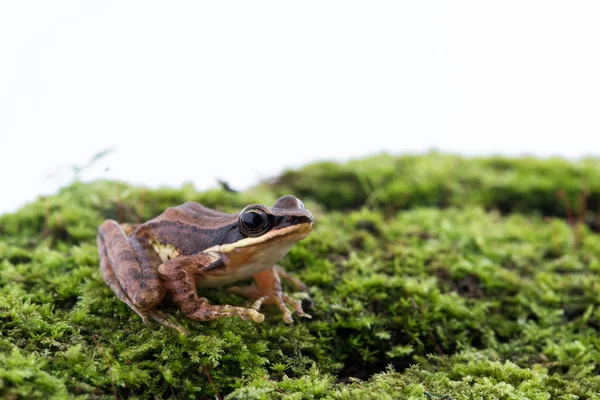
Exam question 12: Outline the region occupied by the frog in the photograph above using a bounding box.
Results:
[96,195,313,333]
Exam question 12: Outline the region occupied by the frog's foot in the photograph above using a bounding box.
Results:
[228,267,311,324]
[229,286,311,324]
[144,301,262,333]
[186,301,265,323]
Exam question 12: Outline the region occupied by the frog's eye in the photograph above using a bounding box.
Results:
[239,209,270,237]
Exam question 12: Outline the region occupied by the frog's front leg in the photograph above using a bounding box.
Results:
[228,266,311,324]
[158,255,265,323]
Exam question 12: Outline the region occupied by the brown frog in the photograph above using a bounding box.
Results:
[97,195,313,333]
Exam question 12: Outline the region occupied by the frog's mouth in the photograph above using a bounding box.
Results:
[203,222,313,254]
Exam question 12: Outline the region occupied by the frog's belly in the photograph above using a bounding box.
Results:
[194,261,272,288]
[195,243,295,288]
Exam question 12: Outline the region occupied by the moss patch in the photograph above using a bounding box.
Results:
[1,154,600,399]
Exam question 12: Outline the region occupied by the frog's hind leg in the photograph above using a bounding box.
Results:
[97,229,151,324]
[97,220,168,326]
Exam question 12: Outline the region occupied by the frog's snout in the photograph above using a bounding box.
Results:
[307,211,314,223]
[284,213,313,226]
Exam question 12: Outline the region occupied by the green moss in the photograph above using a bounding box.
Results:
[1,154,600,398]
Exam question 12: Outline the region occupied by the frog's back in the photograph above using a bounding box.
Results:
[134,202,244,255]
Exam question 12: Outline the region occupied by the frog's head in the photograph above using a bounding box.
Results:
[204,195,313,270]
[237,195,313,241]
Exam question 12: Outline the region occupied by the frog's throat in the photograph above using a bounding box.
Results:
[202,222,313,254]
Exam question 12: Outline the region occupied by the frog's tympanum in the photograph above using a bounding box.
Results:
[97,195,313,333]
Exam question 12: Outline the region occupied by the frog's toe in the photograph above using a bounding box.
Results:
[271,296,292,323]
[241,309,265,323]
[282,294,312,320]
[272,293,311,324]
[247,293,294,323]
[282,311,294,324]
[222,306,265,323]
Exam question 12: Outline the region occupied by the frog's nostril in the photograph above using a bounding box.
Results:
[300,214,313,224]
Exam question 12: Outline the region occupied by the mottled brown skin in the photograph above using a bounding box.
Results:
[97,195,313,333]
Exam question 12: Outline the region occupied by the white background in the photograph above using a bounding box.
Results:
[1,1,599,214]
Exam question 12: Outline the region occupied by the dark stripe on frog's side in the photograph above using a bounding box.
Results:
[268,214,313,227]
[138,220,244,255]
[134,214,313,256]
